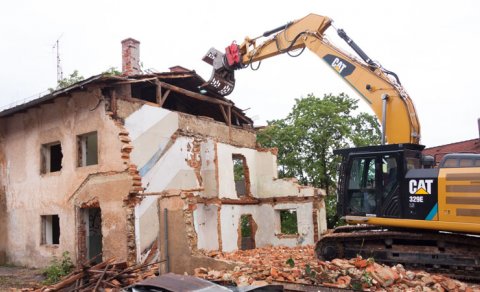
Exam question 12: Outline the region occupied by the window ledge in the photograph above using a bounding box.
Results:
[275,233,299,239]
[40,244,59,248]
[40,171,62,177]
[76,164,99,169]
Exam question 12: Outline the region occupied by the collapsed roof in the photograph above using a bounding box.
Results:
[0,69,253,128]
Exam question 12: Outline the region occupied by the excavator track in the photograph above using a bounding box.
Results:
[315,225,480,282]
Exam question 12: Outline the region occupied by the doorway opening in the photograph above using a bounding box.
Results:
[238,214,256,250]
[78,207,103,264]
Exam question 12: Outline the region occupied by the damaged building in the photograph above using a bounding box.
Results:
[0,38,327,273]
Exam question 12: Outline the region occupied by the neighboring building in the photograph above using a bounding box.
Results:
[0,39,327,273]
[423,119,480,165]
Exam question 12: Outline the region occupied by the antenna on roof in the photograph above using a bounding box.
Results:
[52,34,64,82]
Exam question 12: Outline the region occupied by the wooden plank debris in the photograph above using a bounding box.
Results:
[30,258,162,292]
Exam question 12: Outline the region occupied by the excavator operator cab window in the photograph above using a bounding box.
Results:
[346,153,401,217]
[347,157,377,215]
[406,157,421,171]
[382,156,398,197]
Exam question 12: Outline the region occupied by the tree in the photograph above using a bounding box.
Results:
[102,67,122,76]
[257,93,381,227]
[56,70,84,89]
[49,67,120,93]
[49,70,85,92]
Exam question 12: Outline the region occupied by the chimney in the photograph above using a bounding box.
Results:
[121,38,140,76]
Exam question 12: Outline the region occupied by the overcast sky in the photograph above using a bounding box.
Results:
[1,0,479,147]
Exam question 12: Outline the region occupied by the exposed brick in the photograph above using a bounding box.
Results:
[122,144,134,153]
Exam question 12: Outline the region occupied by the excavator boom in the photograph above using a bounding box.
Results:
[202,13,421,145]
[201,13,480,280]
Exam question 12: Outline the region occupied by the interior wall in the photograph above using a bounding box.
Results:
[217,203,315,252]
[158,196,234,275]
[193,204,219,251]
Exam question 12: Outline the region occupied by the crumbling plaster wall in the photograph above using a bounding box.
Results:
[158,195,235,275]
[0,88,132,267]
[120,103,326,264]
[125,105,202,257]
[0,126,7,264]
[217,143,316,198]
[125,104,262,259]
[218,202,315,252]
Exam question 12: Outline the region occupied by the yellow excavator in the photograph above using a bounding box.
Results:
[202,14,480,279]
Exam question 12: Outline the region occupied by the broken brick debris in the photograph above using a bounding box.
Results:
[194,245,480,291]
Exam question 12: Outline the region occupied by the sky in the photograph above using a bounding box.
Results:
[1,0,479,147]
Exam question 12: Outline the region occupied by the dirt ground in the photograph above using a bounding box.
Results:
[0,266,44,291]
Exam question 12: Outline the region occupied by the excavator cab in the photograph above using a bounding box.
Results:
[335,144,425,219]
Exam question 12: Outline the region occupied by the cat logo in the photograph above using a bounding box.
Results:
[331,58,347,74]
[322,54,355,77]
[409,179,433,195]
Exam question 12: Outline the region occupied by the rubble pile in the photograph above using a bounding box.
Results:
[30,258,159,292]
[196,245,480,291]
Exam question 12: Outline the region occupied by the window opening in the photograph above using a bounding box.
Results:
[41,142,63,173]
[239,214,256,250]
[41,215,60,245]
[78,132,98,167]
[276,209,298,235]
[232,154,249,196]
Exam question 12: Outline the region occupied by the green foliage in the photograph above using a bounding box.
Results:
[49,70,85,92]
[350,281,363,291]
[280,210,298,234]
[286,258,295,268]
[325,195,345,228]
[305,264,316,277]
[57,70,84,89]
[361,271,373,286]
[233,157,245,181]
[240,215,252,237]
[257,93,381,228]
[42,251,74,285]
[102,66,122,76]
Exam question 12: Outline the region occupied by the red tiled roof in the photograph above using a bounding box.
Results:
[424,138,480,164]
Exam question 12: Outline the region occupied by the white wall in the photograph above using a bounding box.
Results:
[193,204,219,251]
[217,144,258,199]
[216,143,317,199]
[217,203,315,252]
[127,106,197,257]
[126,105,325,259]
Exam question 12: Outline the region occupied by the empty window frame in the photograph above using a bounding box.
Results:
[275,209,298,235]
[232,154,249,197]
[41,142,63,174]
[77,132,98,167]
[41,215,60,245]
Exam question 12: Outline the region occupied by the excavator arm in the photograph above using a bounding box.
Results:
[201,14,480,278]
[202,13,421,145]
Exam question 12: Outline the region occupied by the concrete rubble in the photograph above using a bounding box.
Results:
[194,245,480,291]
